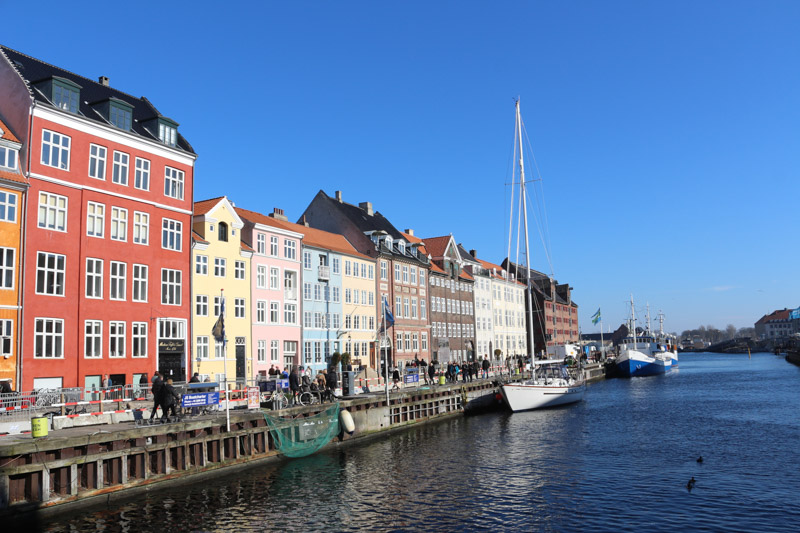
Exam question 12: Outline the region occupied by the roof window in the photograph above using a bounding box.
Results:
[109,100,133,130]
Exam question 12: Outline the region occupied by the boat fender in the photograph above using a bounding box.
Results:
[339,409,355,435]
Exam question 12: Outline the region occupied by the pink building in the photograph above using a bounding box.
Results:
[236,207,303,374]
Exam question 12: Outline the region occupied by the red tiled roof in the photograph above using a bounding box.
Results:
[459,270,474,281]
[420,235,451,258]
[401,232,428,256]
[429,262,446,274]
[193,197,226,216]
[756,309,792,324]
[236,207,371,260]
[474,256,525,286]
[241,241,254,252]
[192,229,208,244]
[0,118,20,143]
[0,168,27,186]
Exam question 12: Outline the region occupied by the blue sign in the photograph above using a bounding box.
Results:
[404,372,420,384]
[182,392,220,407]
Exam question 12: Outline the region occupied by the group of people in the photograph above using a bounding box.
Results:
[148,371,181,422]
[288,365,336,404]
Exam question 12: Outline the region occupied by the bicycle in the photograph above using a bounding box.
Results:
[297,390,321,406]
[263,389,289,410]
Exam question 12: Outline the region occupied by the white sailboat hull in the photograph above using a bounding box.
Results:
[500,380,586,412]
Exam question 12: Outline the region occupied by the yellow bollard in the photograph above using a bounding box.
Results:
[32,416,49,438]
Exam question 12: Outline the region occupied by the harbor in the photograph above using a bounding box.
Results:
[8,352,799,533]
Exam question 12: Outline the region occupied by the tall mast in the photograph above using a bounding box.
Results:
[517,100,536,357]
[630,294,637,351]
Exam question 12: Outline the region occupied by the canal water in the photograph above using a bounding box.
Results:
[37,352,800,532]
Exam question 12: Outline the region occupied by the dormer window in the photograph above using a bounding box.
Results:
[158,119,178,147]
[385,236,393,249]
[0,145,17,170]
[52,79,80,113]
[109,101,133,131]
[218,222,228,242]
[398,241,406,254]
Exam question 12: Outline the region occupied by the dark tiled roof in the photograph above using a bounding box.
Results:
[0,46,195,155]
[313,190,428,266]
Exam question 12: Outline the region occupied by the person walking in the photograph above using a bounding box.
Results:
[161,378,180,422]
[391,367,401,391]
[429,361,437,385]
[289,366,301,405]
[149,372,163,421]
[482,356,490,379]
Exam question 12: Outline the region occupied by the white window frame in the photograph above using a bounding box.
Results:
[85,257,103,299]
[86,202,105,238]
[0,191,17,223]
[235,260,246,280]
[0,319,13,358]
[269,267,279,290]
[256,265,267,289]
[133,211,149,245]
[41,129,70,170]
[161,218,182,251]
[110,261,126,301]
[37,192,67,232]
[134,157,150,191]
[112,151,129,185]
[196,294,208,316]
[132,322,148,358]
[214,257,226,277]
[284,239,297,260]
[110,207,127,241]
[270,236,279,257]
[35,251,66,296]
[196,336,209,360]
[235,298,246,318]
[195,254,208,275]
[85,320,102,359]
[257,233,266,255]
[164,166,185,200]
[109,321,126,358]
[161,268,182,305]
[35,318,64,359]
[88,144,107,180]
[257,300,267,323]
[132,264,148,302]
[0,247,15,290]
[257,340,267,363]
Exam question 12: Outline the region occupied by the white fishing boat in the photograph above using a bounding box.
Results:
[613,297,676,377]
[499,99,586,412]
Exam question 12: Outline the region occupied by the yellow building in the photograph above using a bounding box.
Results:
[0,120,26,387]
[192,197,252,383]
[342,255,378,369]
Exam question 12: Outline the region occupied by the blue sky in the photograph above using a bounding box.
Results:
[4,1,798,334]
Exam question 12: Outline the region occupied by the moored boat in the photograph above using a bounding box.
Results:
[613,297,676,377]
[500,359,586,411]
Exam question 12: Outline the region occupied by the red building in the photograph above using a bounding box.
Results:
[0,47,196,390]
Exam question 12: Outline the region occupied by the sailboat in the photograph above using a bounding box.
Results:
[612,296,675,377]
[499,99,586,412]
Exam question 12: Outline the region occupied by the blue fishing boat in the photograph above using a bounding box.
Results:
[613,297,677,377]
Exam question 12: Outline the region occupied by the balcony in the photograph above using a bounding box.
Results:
[318,265,330,281]
[285,289,297,301]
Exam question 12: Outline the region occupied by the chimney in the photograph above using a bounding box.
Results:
[99,76,109,87]
[335,190,343,202]
[359,201,373,216]
[405,229,414,236]
[469,249,477,258]
[270,207,288,221]
[301,215,309,227]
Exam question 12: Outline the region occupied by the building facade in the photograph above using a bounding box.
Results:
[192,197,253,383]
[236,207,303,373]
[755,308,797,340]
[300,190,430,369]
[0,46,196,390]
[0,119,26,386]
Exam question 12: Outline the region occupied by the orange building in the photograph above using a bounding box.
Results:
[0,118,27,388]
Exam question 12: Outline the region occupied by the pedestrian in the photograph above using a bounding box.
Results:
[429,361,436,385]
[420,359,429,384]
[289,366,301,405]
[482,356,490,379]
[161,378,180,422]
[0,378,12,394]
[189,372,200,383]
[391,367,401,391]
[149,372,163,421]
[102,374,111,388]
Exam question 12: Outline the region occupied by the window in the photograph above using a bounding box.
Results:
[110,103,132,130]
[345,260,351,276]
[395,296,402,317]
[134,158,150,190]
[304,342,312,364]
[257,300,267,323]
[133,212,149,245]
[38,192,67,231]
[284,240,296,260]
[361,264,367,278]
[161,218,182,251]
[284,303,297,324]
[0,146,17,171]
[110,207,127,241]
[36,252,65,296]
[109,321,125,358]
[34,318,63,358]
[270,268,279,290]
[421,299,427,320]
[303,251,312,270]
[218,222,228,242]
[368,265,374,280]
[404,298,410,318]
[235,261,245,280]
[345,288,351,304]
[314,284,322,301]
[110,261,126,300]
[196,336,209,360]
[422,332,428,351]
[270,302,279,323]
[85,320,102,358]
[304,282,312,301]
[111,151,129,185]
[332,287,340,303]
[271,340,279,361]
[394,264,400,282]
[380,260,388,280]
[164,167,184,199]
[396,332,403,352]
[410,267,417,285]
[196,294,209,316]
[332,257,340,274]
[257,340,266,363]
[0,247,15,289]
[419,269,426,286]
[195,254,208,275]
[86,202,104,237]
[41,130,70,170]
[161,268,181,305]
[132,264,148,302]
[214,258,226,277]
[257,233,266,255]
[402,266,409,283]
[256,265,267,288]
[411,297,418,319]
[270,236,278,256]
[0,191,17,222]
[214,296,225,317]
[86,258,103,298]
[235,298,245,318]
[0,319,12,358]
[52,81,79,113]
[88,144,106,180]
[159,121,177,147]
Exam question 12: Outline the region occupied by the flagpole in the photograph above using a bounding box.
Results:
[383,297,390,405]
[222,289,230,433]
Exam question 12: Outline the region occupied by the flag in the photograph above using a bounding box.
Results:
[591,308,601,325]
[383,296,395,327]
[212,297,225,342]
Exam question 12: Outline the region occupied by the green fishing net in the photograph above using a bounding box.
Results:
[263,402,341,458]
